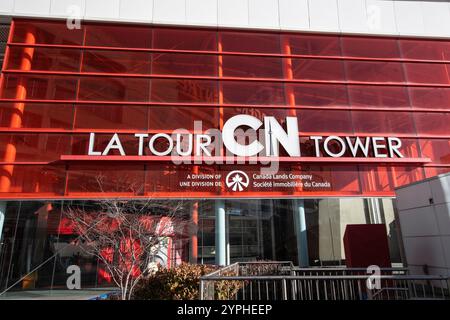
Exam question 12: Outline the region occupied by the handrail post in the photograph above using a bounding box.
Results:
[366,284,373,300]
[282,279,288,300]
[200,279,204,300]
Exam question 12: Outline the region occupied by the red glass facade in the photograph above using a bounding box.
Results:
[0,19,449,199]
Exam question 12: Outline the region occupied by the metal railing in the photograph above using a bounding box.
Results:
[200,262,450,300]
[291,267,409,276]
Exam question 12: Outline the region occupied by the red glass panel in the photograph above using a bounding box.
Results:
[352,111,415,134]
[400,39,450,60]
[405,63,450,85]
[424,167,450,179]
[149,107,219,131]
[145,164,218,195]
[297,109,353,133]
[348,85,410,108]
[152,53,217,76]
[222,56,283,79]
[392,166,425,187]
[151,79,218,103]
[409,87,450,109]
[67,164,145,195]
[0,103,74,129]
[222,81,285,105]
[1,75,77,100]
[359,166,393,193]
[288,35,341,56]
[78,77,150,102]
[85,24,152,48]
[300,137,318,157]
[328,166,360,193]
[82,50,151,74]
[345,61,404,83]
[292,59,345,81]
[291,84,348,107]
[153,28,217,51]
[5,165,66,194]
[306,165,360,193]
[0,134,70,162]
[12,20,84,45]
[414,112,450,136]
[419,139,450,164]
[3,21,450,199]
[220,32,280,54]
[223,107,291,124]
[6,47,81,72]
[75,105,148,130]
[341,37,400,59]
[399,139,421,159]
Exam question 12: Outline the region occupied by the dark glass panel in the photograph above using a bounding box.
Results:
[82,50,151,74]
[13,20,84,45]
[222,56,283,79]
[151,79,218,103]
[152,53,217,76]
[352,111,415,134]
[1,75,77,100]
[291,84,348,107]
[220,31,280,54]
[7,47,81,72]
[288,35,341,56]
[292,59,345,81]
[6,165,66,194]
[0,133,71,162]
[405,63,450,85]
[414,112,450,136]
[0,103,73,129]
[400,39,450,60]
[78,77,150,102]
[67,164,145,195]
[409,87,450,109]
[222,81,285,105]
[75,105,147,130]
[345,61,404,83]
[342,37,400,58]
[85,24,152,48]
[348,85,410,108]
[419,139,450,164]
[153,28,217,51]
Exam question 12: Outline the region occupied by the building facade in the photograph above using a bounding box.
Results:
[0,0,449,291]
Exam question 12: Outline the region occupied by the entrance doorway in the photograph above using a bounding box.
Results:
[196,198,402,267]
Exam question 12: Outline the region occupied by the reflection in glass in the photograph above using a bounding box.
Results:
[0,198,403,292]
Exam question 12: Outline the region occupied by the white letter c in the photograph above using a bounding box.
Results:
[222,115,264,157]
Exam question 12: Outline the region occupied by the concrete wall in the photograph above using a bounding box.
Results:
[317,199,341,263]
[396,173,450,276]
[0,0,450,38]
[317,198,401,264]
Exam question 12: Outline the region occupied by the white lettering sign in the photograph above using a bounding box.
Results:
[86,115,404,159]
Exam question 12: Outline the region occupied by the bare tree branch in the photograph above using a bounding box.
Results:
[63,176,190,300]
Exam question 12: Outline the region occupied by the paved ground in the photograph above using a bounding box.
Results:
[0,288,117,300]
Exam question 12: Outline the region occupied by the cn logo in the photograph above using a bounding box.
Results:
[225,170,250,192]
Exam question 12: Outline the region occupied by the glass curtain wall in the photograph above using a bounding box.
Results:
[0,198,403,292]
[196,198,402,265]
